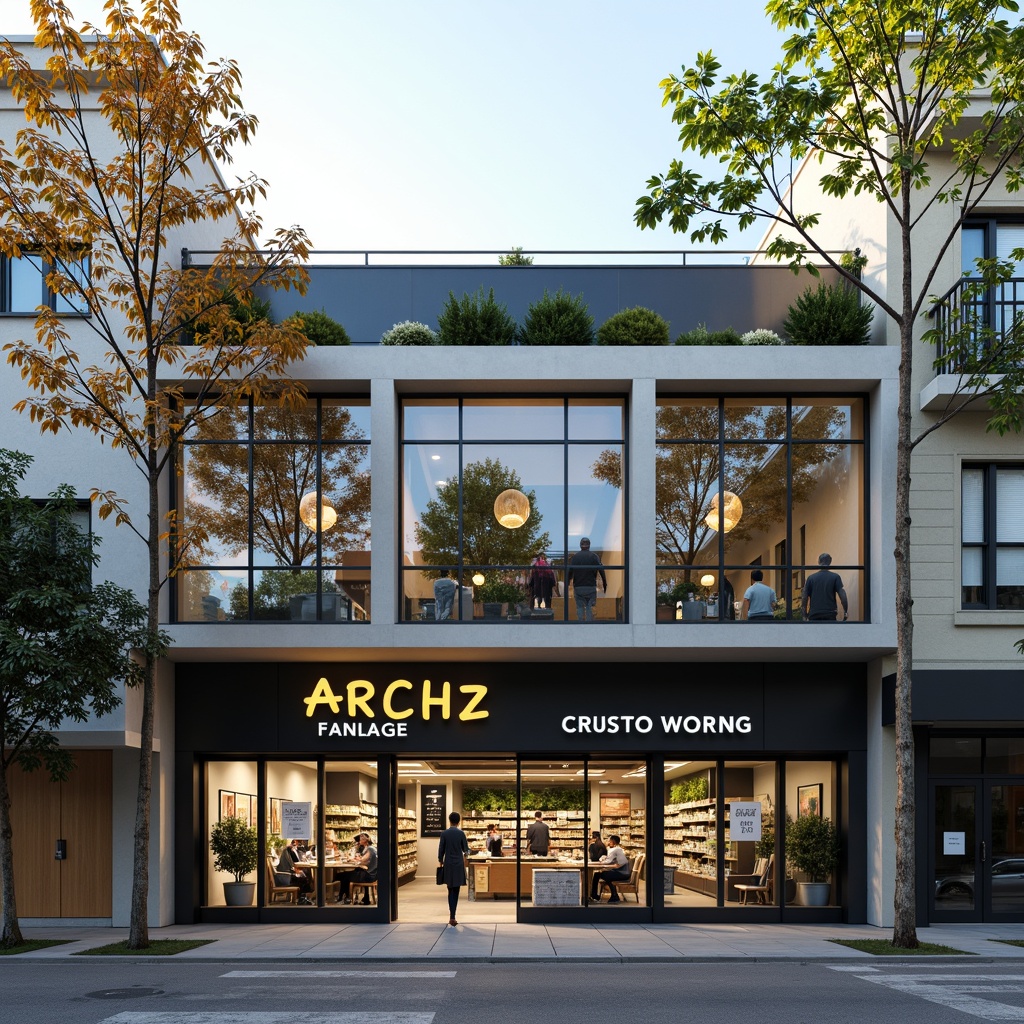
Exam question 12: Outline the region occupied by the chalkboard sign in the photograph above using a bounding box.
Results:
[421,784,447,837]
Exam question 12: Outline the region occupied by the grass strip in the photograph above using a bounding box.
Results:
[0,939,73,955]
[75,938,216,956]
[829,938,974,956]
[991,939,1024,948]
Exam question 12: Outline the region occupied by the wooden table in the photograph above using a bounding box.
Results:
[299,860,360,902]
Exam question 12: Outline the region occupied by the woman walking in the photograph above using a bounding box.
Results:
[438,811,470,926]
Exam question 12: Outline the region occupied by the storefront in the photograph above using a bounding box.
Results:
[175,660,868,924]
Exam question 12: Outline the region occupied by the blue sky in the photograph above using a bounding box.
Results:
[5,1,785,257]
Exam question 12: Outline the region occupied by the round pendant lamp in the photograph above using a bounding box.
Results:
[704,491,743,533]
[493,488,530,529]
[299,491,337,532]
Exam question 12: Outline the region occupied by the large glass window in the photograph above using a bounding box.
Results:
[176,397,371,622]
[401,396,626,622]
[2,251,90,314]
[656,397,866,622]
[962,464,1024,610]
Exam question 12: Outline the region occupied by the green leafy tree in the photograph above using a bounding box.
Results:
[0,450,161,948]
[635,0,1024,946]
[0,2,310,947]
[499,246,534,266]
[229,568,339,620]
[415,458,550,571]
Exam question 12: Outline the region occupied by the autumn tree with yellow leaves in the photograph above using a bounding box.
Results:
[0,0,311,947]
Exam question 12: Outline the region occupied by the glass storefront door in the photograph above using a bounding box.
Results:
[932,782,981,921]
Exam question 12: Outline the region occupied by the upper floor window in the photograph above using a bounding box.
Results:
[175,398,371,623]
[962,464,1024,610]
[656,397,867,622]
[401,396,626,622]
[1,252,90,314]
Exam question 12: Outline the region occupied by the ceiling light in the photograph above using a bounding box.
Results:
[705,491,743,533]
[494,488,530,529]
[299,491,337,532]
[431,454,441,461]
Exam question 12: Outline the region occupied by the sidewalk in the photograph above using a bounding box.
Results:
[14,921,1024,961]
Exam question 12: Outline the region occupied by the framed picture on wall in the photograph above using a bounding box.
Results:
[270,797,283,835]
[235,794,250,827]
[797,783,822,818]
[219,790,236,821]
[600,793,630,816]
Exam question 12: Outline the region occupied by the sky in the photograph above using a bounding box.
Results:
[4,0,786,259]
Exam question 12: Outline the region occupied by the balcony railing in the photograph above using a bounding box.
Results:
[928,276,1024,374]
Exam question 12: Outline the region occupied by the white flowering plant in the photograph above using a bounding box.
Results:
[380,321,438,346]
[740,328,785,345]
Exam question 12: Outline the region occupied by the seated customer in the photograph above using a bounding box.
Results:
[588,830,607,862]
[590,834,630,903]
[275,838,313,904]
[338,832,378,904]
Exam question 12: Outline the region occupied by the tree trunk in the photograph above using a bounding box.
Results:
[0,763,25,947]
[892,214,919,949]
[127,455,161,949]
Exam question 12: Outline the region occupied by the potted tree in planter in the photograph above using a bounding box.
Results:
[784,812,839,906]
[478,578,526,619]
[210,814,259,906]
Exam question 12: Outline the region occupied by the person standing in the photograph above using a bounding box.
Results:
[566,537,607,622]
[591,834,630,902]
[588,830,607,862]
[486,824,503,857]
[433,570,457,620]
[526,810,551,855]
[803,552,850,621]
[438,811,470,926]
[742,568,777,621]
[529,553,556,609]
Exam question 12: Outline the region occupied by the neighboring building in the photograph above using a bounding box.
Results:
[4,31,1017,934]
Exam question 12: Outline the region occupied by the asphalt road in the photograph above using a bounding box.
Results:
[4,960,1024,1024]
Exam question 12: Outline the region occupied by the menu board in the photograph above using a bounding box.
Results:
[421,784,447,837]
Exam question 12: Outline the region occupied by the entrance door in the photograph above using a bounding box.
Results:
[932,781,1024,922]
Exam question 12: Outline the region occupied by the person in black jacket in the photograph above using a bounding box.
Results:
[588,830,607,861]
[275,839,313,904]
[437,811,470,926]
[566,538,607,622]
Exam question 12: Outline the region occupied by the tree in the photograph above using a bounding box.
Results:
[0,449,158,948]
[185,404,370,569]
[416,458,551,571]
[0,2,311,947]
[635,1,1024,946]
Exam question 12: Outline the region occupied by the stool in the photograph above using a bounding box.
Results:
[349,880,378,905]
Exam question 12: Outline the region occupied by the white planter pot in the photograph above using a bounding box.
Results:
[797,881,831,906]
[223,881,256,906]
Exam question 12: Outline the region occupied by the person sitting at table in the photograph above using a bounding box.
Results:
[338,832,378,904]
[590,834,630,903]
[588,830,607,862]
[275,838,314,904]
[309,829,337,860]
[486,824,503,857]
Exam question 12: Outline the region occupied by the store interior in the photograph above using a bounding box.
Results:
[206,757,835,918]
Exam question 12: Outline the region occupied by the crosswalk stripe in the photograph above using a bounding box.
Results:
[850,973,1024,1021]
[221,971,456,979]
[100,1015,435,1024]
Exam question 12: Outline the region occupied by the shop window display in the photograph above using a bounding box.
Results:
[656,397,866,622]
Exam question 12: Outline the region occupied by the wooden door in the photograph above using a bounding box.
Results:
[8,761,61,917]
[60,750,112,917]
[6,750,111,918]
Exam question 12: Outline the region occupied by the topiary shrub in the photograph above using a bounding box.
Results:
[289,308,350,346]
[596,306,670,346]
[783,281,874,345]
[380,320,438,346]
[741,328,785,346]
[518,289,594,346]
[437,287,518,346]
[674,323,742,345]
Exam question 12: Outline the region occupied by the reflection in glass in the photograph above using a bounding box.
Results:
[792,398,863,441]
[207,760,258,907]
[403,399,458,440]
[177,399,370,622]
[568,399,625,440]
[463,398,564,440]
[723,399,787,440]
[933,784,976,912]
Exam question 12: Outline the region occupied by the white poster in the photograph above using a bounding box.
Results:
[943,831,966,855]
[729,802,762,842]
[281,801,312,840]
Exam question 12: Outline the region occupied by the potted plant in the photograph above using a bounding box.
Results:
[784,813,839,906]
[656,588,676,623]
[210,814,259,906]
[478,578,526,619]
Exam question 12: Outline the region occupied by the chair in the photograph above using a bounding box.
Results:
[348,878,378,904]
[599,853,645,903]
[266,857,300,904]
[734,855,773,905]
